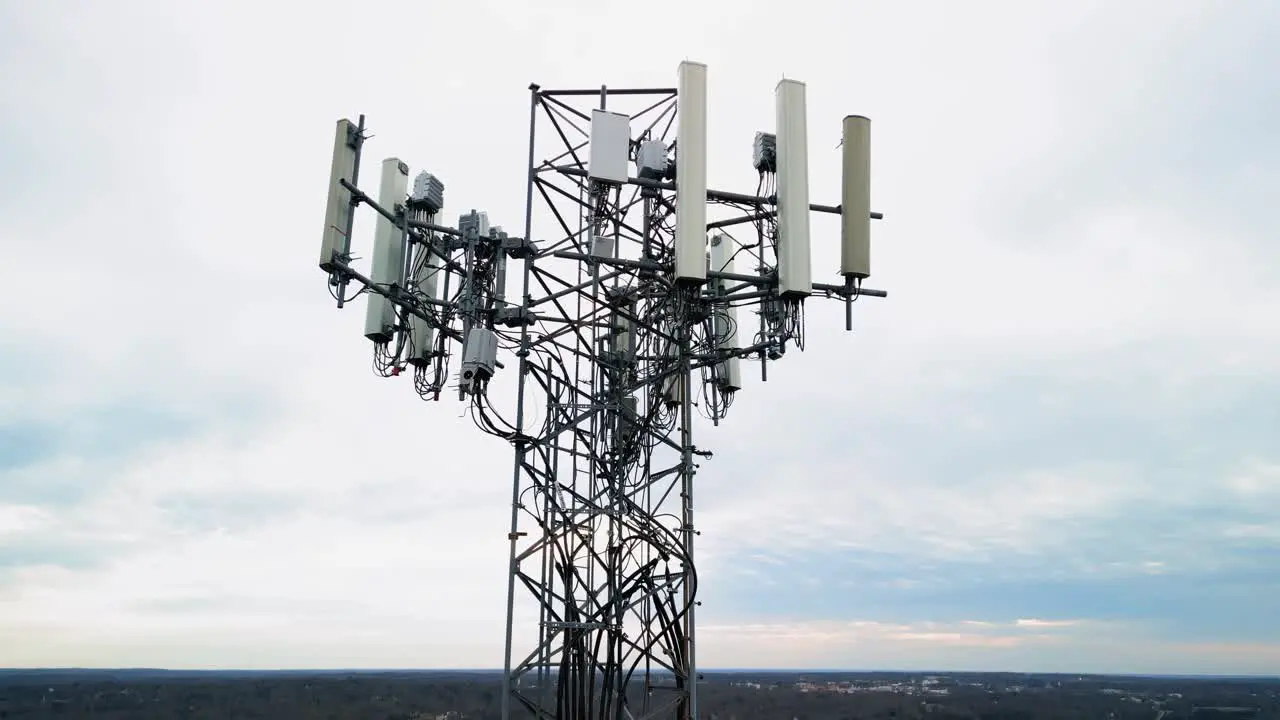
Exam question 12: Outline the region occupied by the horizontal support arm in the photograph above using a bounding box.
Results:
[550,251,887,299]
[550,166,884,221]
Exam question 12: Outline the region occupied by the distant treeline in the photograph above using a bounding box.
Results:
[0,670,1274,719]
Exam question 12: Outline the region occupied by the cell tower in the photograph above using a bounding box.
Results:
[317,64,886,720]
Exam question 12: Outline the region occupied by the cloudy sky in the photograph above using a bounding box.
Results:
[2,0,1278,675]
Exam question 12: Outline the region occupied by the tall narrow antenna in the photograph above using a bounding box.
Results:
[774,79,812,299]
[313,64,888,720]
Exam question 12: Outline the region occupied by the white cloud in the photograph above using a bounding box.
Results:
[0,505,48,535]
[696,617,1278,675]
[1014,619,1078,629]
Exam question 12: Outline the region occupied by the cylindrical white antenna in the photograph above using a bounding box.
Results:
[363,158,410,342]
[840,115,872,279]
[674,61,709,284]
[775,79,812,297]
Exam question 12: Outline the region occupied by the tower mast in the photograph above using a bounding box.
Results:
[315,65,887,720]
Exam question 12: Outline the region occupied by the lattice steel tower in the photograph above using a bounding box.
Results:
[316,62,886,720]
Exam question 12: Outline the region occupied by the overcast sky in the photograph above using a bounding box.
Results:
[2,0,1279,675]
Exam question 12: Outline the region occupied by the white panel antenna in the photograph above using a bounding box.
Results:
[408,214,442,367]
[363,158,410,342]
[708,232,742,391]
[841,115,872,279]
[674,61,709,284]
[775,79,812,297]
[407,170,445,365]
[589,110,632,185]
[616,310,636,362]
[320,118,359,271]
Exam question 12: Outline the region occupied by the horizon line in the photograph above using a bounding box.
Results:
[1,667,1276,680]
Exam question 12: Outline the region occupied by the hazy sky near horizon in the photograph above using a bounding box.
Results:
[2,1,1279,675]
